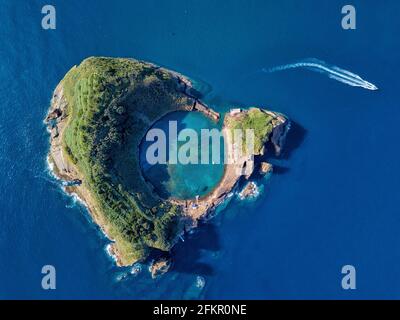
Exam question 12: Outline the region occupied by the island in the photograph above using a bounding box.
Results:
[45,57,290,270]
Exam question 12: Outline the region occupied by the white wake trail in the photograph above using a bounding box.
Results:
[262,59,378,91]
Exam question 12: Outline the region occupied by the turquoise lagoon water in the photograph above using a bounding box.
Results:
[140,111,225,199]
[2,0,400,299]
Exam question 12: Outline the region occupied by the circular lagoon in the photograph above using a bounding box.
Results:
[140,111,225,200]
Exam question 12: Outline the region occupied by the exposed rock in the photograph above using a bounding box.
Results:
[62,179,82,187]
[193,100,220,121]
[46,108,62,121]
[174,108,290,227]
[131,263,142,276]
[51,126,59,139]
[238,182,259,200]
[150,257,171,278]
[260,162,273,175]
[45,58,292,272]
[196,276,206,289]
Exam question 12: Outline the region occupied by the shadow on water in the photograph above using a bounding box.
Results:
[141,112,305,273]
[169,222,221,276]
[270,165,291,175]
[139,112,190,199]
[143,164,171,199]
[167,119,304,273]
[280,121,307,160]
[260,121,307,175]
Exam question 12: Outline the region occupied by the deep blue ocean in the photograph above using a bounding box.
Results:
[1,0,400,299]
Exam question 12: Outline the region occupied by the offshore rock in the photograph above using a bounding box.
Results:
[150,257,172,278]
[260,162,273,175]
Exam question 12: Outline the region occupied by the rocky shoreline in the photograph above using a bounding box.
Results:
[173,108,289,233]
[45,61,290,272]
[46,82,128,265]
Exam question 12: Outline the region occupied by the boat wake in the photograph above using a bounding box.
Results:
[262,58,378,90]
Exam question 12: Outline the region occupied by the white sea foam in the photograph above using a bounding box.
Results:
[262,58,378,90]
[47,155,115,245]
[65,192,87,209]
[105,243,118,263]
[131,263,142,276]
[46,156,54,174]
[238,182,260,201]
[196,276,206,289]
[115,272,129,282]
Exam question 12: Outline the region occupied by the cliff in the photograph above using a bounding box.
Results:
[45,57,290,268]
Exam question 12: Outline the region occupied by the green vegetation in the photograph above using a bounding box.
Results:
[61,57,191,264]
[226,108,274,155]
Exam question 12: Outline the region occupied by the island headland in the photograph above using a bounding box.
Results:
[45,57,290,272]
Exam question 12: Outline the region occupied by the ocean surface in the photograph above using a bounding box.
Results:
[1,0,400,299]
[140,111,225,200]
